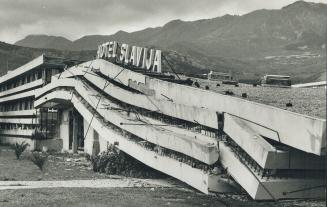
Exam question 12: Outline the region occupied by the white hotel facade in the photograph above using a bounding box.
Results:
[0,47,325,200]
[0,55,80,150]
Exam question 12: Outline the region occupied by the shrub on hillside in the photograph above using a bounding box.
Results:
[11,141,29,160]
[30,152,48,171]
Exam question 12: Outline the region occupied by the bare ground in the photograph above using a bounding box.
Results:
[0,188,226,207]
[0,146,325,206]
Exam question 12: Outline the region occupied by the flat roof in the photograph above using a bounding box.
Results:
[292,81,327,88]
[0,55,84,84]
[263,75,290,78]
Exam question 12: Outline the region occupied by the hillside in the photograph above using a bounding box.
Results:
[0,41,219,78]
[16,1,326,55]
[13,1,327,83]
[15,35,73,51]
[0,41,94,76]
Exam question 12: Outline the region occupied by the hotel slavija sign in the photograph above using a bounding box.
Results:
[97,41,162,73]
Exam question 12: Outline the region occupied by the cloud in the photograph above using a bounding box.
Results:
[0,0,326,43]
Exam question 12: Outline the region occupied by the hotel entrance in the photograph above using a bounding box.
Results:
[68,110,84,152]
[38,108,59,139]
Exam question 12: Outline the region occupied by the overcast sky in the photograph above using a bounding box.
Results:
[0,0,326,44]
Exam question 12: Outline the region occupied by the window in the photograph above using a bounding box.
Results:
[26,75,30,83]
[38,70,42,79]
[24,100,28,110]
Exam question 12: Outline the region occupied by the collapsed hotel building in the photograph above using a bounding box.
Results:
[0,43,325,200]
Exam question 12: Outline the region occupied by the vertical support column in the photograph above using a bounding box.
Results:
[83,118,100,155]
[98,132,108,152]
[42,68,47,85]
[93,130,100,155]
[217,112,224,137]
[72,112,78,153]
[83,119,93,154]
[60,109,71,152]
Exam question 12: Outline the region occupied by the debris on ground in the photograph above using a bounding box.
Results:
[90,145,167,179]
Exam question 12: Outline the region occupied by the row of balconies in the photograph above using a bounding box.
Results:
[79,59,325,156]
[0,98,35,112]
[78,70,325,172]
[0,68,42,92]
[36,87,225,194]
[34,69,325,199]
[0,79,43,98]
[54,66,326,170]
[35,80,220,164]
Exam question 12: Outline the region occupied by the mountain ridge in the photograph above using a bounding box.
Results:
[15,35,73,50]
[10,1,327,83]
[14,1,326,53]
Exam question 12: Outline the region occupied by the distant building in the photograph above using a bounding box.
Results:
[208,71,233,81]
[261,75,291,87]
[208,71,238,85]
[292,81,327,89]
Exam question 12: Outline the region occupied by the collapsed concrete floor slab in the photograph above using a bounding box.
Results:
[0,56,325,200]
